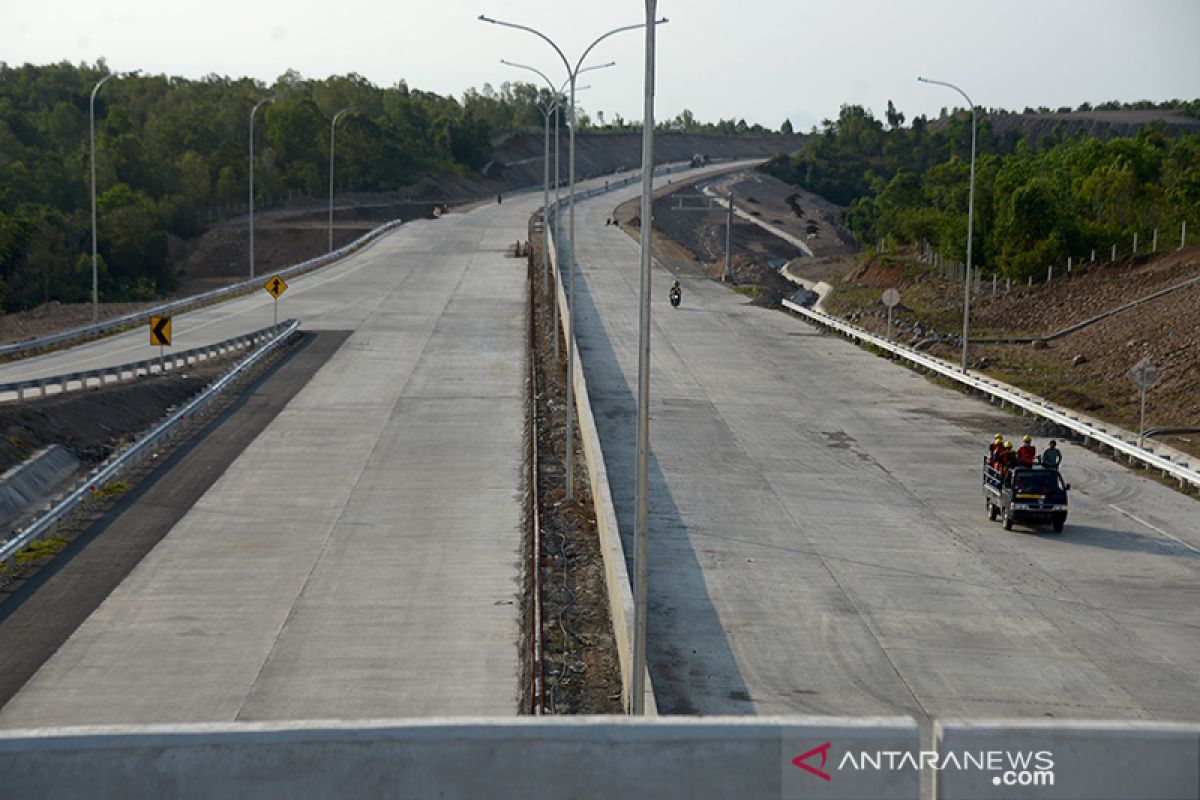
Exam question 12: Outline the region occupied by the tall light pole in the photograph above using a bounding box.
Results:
[480,14,667,503]
[499,60,612,298]
[918,76,977,373]
[248,96,275,279]
[631,0,660,717]
[90,69,140,323]
[329,106,358,253]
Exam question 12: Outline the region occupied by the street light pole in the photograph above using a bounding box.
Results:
[918,76,976,373]
[329,106,357,253]
[480,13,666,503]
[631,0,659,717]
[249,96,275,279]
[90,69,140,323]
[500,61,612,299]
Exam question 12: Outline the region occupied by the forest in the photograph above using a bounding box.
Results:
[763,101,1200,281]
[0,61,571,312]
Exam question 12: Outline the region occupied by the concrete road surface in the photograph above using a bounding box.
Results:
[565,178,1200,721]
[0,186,549,725]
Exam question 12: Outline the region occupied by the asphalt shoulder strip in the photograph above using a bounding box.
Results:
[0,330,349,710]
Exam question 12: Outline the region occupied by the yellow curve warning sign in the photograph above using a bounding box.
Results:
[149,316,171,346]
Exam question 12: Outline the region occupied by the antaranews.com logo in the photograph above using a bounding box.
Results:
[789,741,1055,788]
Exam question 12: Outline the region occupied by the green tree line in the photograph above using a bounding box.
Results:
[763,102,1200,281]
[0,62,568,312]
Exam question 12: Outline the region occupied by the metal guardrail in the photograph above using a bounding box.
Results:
[782,299,1200,490]
[1,161,709,363]
[0,321,293,403]
[0,213,407,361]
[0,319,301,571]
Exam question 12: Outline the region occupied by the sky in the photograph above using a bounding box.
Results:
[3,0,1198,130]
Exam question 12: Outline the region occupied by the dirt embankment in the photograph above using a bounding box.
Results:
[629,169,1199,461]
[973,109,1200,144]
[826,247,1200,459]
[614,168,856,304]
[0,363,232,474]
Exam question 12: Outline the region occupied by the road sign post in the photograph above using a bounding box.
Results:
[263,274,288,325]
[882,288,900,342]
[150,316,171,373]
[1127,357,1161,448]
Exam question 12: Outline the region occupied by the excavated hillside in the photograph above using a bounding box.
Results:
[640,171,1200,462]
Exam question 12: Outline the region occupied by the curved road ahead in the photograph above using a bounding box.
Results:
[566,178,1200,721]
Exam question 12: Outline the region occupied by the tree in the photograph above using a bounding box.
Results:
[885,100,905,130]
[780,118,794,135]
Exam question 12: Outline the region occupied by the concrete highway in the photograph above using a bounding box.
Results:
[0,183,552,725]
[566,178,1200,721]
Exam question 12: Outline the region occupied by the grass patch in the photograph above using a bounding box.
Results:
[15,537,68,564]
[732,286,763,298]
[94,480,131,500]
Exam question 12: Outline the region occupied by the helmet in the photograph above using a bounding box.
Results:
[1004,441,1012,448]
[1023,435,1032,443]
[993,433,1003,441]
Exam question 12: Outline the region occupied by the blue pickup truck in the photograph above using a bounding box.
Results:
[983,461,1070,532]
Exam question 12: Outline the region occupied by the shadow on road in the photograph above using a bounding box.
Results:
[570,263,753,715]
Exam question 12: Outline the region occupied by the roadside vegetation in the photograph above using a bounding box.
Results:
[763,101,1200,282]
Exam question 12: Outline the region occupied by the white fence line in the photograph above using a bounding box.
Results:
[0,319,301,570]
[0,321,292,403]
[781,299,1199,491]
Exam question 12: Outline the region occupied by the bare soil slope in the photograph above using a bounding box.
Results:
[828,248,1200,459]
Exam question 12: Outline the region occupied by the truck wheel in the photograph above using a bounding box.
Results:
[1003,509,1014,531]
[988,502,999,521]
[1052,519,1065,533]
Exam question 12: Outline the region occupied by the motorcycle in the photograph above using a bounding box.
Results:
[669,286,682,308]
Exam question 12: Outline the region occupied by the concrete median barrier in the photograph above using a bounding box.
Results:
[935,719,1200,800]
[0,716,919,800]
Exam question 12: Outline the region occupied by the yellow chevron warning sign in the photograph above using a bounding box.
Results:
[149,316,171,346]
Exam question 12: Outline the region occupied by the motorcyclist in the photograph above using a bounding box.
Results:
[669,280,682,307]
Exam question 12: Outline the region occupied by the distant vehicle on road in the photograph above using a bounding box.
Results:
[983,462,1070,532]
[690,153,710,167]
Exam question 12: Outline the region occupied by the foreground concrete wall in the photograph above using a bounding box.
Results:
[936,720,1200,800]
[0,716,918,800]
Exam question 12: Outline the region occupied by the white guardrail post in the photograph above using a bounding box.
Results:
[0,321,295,403]
[781,299,1200,491]
[0,320,300,571]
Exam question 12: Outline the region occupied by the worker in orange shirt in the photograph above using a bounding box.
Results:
[1016,435,1037,467]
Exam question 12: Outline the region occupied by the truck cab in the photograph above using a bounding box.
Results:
[983,463,1070,532]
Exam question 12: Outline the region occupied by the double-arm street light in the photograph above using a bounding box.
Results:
[918,76,977,373]
[90,69,141,323]
[329,106,360,253]
[479,14,666,510]
[249,96,275,279]
[498,60,613,299]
